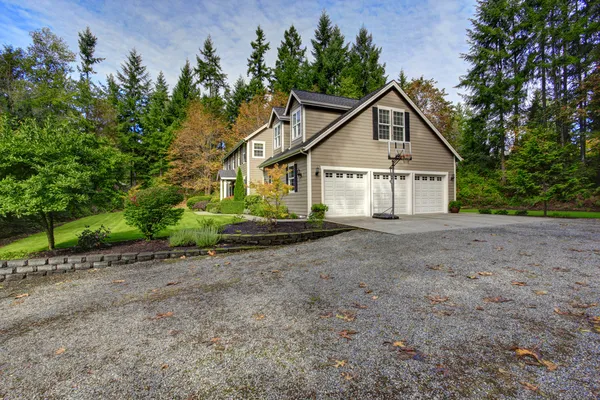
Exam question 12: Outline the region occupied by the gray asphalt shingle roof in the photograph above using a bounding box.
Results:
[218,169,236,179]
[292,90,359,109]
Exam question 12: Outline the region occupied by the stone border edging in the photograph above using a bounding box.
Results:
[0,246,263,282]
[0,227,355,283]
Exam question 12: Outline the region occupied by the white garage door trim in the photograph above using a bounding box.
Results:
[322,167,369,216]
[413,173,448,214]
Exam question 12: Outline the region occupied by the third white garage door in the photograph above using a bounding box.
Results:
[323,171,368,216]
[414,175,445,213]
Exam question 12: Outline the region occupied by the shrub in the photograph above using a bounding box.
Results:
[220,199,245,214]
[457,168,507,208]
[206,202,221,213]
[478,208,492,214]
[77,225,111,250]
[187,195,211,210]
[169,227,221,248]
[515,210,529,216]
[448,200,462,211]
[494,209,509,215]
[124,186,184,240]
[191,201,208,211]
[289,212,299,219]
[308,203,329,228]
[244,194,263,209]
[234,167,246,201]
[250,164,293,226]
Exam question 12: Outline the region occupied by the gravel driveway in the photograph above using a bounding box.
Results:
[1,220,599,399]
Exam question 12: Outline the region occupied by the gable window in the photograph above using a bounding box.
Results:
[252,141,265,158]
[291,108,302,141]
[378,107,405,142]
[274,123,282,149]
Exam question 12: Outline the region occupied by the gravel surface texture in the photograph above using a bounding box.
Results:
[1,219,599,399]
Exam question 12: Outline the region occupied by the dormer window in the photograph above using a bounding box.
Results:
[274,123,282,149]
[291,108,302,141]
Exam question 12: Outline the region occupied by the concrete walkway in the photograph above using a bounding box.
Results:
[327,213,552,235]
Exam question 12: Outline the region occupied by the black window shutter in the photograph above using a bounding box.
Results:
[405,112,411,142]
[293,164,298,192]
[372,107,378,140]
[285,166,289,185]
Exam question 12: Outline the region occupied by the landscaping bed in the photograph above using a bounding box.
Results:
[221,221,347,234]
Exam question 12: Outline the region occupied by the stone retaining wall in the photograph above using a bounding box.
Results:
[0,247,260,282]
[0,228,355,282]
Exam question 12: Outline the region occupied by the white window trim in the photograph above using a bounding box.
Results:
[252,140,266,159]
[377,106,406,143]
[291,107,302,141]
[287,163,296,193]
[273,122,283,150]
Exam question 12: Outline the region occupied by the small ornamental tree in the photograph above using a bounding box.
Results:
[234,167,245,201]
[123,186,184,240]
[250,163,292,226]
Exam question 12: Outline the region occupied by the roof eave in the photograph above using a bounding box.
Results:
[258,148,304,168]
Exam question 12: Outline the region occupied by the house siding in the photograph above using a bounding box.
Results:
[248,126,273,193]
[272,120,289,156]
[281,154,308,216]
[310,89,456,206]
[304,106,343,142]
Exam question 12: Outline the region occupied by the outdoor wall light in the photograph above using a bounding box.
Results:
[297,169,303,178]
[315,166,320,176]
[450,174,455,181]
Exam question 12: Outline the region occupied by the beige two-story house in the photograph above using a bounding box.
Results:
[219,80,462,217]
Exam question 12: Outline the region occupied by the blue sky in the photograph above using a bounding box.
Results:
[0,0,476,103]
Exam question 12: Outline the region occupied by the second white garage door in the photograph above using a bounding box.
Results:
[372,173,409,215]
[414,175,445,213]
[323,171,368,216]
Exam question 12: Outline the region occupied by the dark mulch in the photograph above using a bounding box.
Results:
[221,220,347,234]
[33,240,183,258]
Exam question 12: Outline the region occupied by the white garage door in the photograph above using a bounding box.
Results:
[323,171,368,216]
[372,173,409,215]
[414,175,445,213]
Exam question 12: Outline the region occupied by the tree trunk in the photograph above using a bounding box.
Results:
[39,212,56,250]
[543,200,548,217]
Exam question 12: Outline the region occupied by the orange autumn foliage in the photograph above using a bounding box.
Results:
[230,91,287,144]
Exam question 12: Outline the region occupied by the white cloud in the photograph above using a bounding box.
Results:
[0,0,475,102]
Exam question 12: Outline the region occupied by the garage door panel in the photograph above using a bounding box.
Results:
[373,174,408,215]
[324,170,368,216]
[415,175,444,213]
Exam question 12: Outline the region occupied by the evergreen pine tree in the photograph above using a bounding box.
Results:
[77,27,104,126]
[143,71,172,177]
[169,59,198,124]
[310,12,349,94]
[273,25,308,93]
[116,48,151,186]
[343,26,386,97]
[225,76,252,124]
[247,25,271,95]
[234,167,245,201]
[311,11,333,92]
[195,35,227,98]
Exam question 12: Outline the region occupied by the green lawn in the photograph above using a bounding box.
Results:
[460,208,600,218]
[0,210,236,259]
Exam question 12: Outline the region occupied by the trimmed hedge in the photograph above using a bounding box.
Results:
[206,202,221,213]
[187,195,212,210]
[220,199,245,214]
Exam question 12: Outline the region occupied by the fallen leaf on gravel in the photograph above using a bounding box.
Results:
[358,282,367,288]
[161,364,169,370]
[364,289,373,294]
[336,311,356,322]
[575,281,588,286]
[271,270,280,273]
[320,274,332,280]
[472,239,487,242]
[554,308,584,317]
[14,293,29,299]
[372,296,379,300]
[393,341,406,348]
[552,267,570,272]
[338,330,357,341]
[520,382,538,391]
[568,248,586,252]
[514,347,557,371]
[478,272,493,276]
[112,280,125,284]
[55,347,66,355]
[498,368,510,375]
[210,337,221,343]
[495,247,504,251]
[253,314,265,320]
[426,295,449,304]
[352,303,368,309]
[534,290,548,295]
[333,360,347,368]
[168,330,181,336]
[166,281,181,286]
[427,264,444,270]
[467,275,479,280]
[341,372,354,381]
[483,296,512,303]
[476,306,484,310]
[571,302,597,309]
[207,250,216,256]
[319,312,333,319]
[151,312,174,320]
[179,255,186,259]
[511,281,527,286]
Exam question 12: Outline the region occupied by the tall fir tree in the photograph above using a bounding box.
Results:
[169,59,198,125]
[342,26,386,97]
[247,25,271,95]
[273,25,309,93]
[195,35,227,98]
[143,71,171,177]
[225,75,252,124]
[116,48,151,186]
[310,12,349,95]
[77,27,104,126]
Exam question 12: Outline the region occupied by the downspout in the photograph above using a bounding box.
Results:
[300,148,310,215]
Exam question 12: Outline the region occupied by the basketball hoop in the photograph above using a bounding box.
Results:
[400,153,412,163]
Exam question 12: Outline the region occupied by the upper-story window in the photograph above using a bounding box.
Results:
[378,107,405,142]
[291,108,302,141]
[252,141,265,158]
[274,123,282,149]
